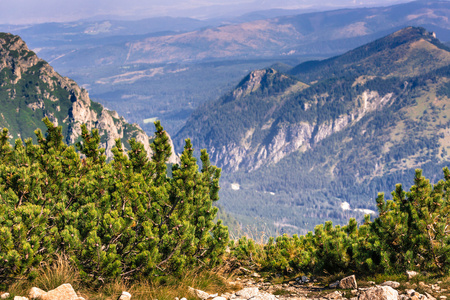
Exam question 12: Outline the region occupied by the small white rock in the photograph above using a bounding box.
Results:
[118,291,132,300]
[406,270,418,280]
[1,293,10,300]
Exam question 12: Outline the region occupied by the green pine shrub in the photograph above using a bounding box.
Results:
[229,168,450,276]
[0,118,229,282]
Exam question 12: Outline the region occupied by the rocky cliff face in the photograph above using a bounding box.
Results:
[0,33,177,162]
[207,90,393,172]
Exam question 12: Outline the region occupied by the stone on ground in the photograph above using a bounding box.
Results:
[248,292,277,300]
[235,287,259,299]
[324,291,343,299]
[381,281,400,289]
[29,287,47,299]
[329,281,339,288]
[338,275,357,289]
[41,284,78,300]
[188,287,210,300]
[118,291,132,300]
[406,270,418,280]
[358,286,398,300]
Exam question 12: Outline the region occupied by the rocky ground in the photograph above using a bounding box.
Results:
[2,270,449,300]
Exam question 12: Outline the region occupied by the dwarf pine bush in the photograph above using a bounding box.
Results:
[0,118,228,281]
[231,169,450,276]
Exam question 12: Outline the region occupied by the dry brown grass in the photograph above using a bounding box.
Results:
[34,254,81,292]
[2,256,236,300]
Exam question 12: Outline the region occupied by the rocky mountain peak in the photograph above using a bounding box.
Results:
[231,68,297,101]
[0,33,178,163]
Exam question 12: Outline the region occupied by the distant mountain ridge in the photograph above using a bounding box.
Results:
[176,27,450,234]
[125,1,450,64]
[3,1,450,136]
[176,27,450,172]
[0,33,177,161]
[290,27,450,82]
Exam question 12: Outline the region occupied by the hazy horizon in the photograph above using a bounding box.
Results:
[1,0,417,25]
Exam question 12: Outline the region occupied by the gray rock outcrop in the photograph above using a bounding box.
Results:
[0,33,178,163]
[207,89,394,172]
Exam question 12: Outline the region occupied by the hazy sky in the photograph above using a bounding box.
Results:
[1,0,414,24]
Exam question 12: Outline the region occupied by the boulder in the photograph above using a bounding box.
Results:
[358,286,398,300]
[1,293,10,299]
[339,275,357,289]
[14,297,29,300]
[381,281,400,289]
[41,284,78,300]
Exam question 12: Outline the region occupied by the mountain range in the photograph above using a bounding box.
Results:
[2,1,450,135]
[176,27,450,234]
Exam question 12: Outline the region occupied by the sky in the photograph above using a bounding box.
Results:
[0,0,415,25]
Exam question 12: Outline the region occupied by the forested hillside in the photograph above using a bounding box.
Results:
[0,33,179,161]
[176,27,450,234]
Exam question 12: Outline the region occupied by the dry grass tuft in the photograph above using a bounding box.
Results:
[33,254,81,292]
[2,256,237,300]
